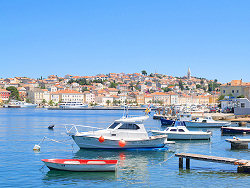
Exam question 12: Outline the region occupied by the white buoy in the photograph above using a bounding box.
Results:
[33,144,41,151]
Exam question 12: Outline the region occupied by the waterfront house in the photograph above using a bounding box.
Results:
[0,89,10,102]
[220,80,250,100]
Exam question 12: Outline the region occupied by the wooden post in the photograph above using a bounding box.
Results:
[231,142,248,150]
[186,158,190,169]
[237,165,250,173]
[179,157,183,169]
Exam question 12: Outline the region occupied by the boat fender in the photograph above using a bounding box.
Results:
[33,144,41,151]
[99,136,105,143]
[119,139,126,147]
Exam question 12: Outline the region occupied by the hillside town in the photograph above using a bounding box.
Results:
[0,69,249,112]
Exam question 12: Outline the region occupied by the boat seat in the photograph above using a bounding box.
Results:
[87,161,106,165]
[64,161,81,164]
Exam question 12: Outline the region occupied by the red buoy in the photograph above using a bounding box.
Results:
[119,140,126,147]
[99,136,105,143]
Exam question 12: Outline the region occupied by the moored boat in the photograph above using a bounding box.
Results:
[42,159,118,172]
[160,118,175,126]
[66,115,168,149]
[151,121,211,140]
[59,102,88,109]
[186,116,230,128]
[4,100,37,108]
[221,127,250,135]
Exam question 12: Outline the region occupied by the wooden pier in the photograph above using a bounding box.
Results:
[226,138,250,149]
[175,153,250,173]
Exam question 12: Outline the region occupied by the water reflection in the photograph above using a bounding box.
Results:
[43,148,172,185]
[43,170,116,184]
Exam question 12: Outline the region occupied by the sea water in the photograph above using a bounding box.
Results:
[0,108,249,187]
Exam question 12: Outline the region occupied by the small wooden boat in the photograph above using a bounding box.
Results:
[221,127,250,135]
[42,159,118,172]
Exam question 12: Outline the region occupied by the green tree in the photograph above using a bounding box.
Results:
[26,98,31,103]
[82,87,89,92]
[237,95,245,98]
[129,83,135,91]
[106,100,111,106]
[48,100,54,106]
[163,87,171,92]
[113,100,118,106]
[141,70,147,76]
[6,86,21,101]
[178,80,184,90]
[42,99,47,104]
[196,84,201,89]
[109,82,118,88]
[218,95,225,101]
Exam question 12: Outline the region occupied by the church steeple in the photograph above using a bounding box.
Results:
[187,67,191,79]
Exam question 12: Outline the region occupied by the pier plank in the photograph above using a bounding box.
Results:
[175,153,249,165]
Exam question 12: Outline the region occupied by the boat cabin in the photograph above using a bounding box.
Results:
[165,126,187,133]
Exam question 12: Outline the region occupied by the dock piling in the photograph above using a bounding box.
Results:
[179,157,183,169]
[186,158,190,169]
[175,153,250,174]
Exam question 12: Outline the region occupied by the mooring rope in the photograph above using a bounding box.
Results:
[158,154,176,166]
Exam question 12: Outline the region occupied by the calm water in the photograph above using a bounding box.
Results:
[0,108,249,187]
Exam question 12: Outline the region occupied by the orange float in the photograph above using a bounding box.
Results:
[99,136,105,143]
[119,139,126,147]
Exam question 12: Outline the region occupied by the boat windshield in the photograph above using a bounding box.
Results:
[108,122,120,129]
[118,123,140,130]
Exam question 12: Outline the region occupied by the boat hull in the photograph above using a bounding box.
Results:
[185,122,228,128]
[161,118,175,126]
[151,131,211,140]
[72,135,167,149]
[221,127,250,135]
[42,159,117,172]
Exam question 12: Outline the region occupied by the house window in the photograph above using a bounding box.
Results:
[223,90,225,93]
[232,90,234,93]
[241,103,245,108]
[237,90,239,93]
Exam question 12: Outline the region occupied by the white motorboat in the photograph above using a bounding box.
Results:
[151,121,211,140]
[42,159,118,172]
[66,115,168,149]
[186,116,230,128]
[4,100,37,108]
[59,102,88,109]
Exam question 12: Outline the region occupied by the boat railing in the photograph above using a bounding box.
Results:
[64,124,103,135]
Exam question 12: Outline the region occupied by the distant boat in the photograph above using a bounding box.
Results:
[221,127,250,135]
[186,116,230,128]
[160,118,175,126]
[42,159,118,172]
[151,121,211,140]
[4,100,37,108]
[59,102,88,109]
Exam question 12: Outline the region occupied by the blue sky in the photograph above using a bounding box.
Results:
[0,0,249,83]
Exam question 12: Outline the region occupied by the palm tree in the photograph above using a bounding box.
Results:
[106,100,111,106]
[129,83,135,91]
[48,100,54,106]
